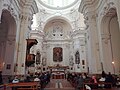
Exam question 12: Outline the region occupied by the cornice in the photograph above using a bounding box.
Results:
[71,30,86,38]
[26,0,38,14]
[43,39,72,43]
[79,0,99,13]
[30,30,44,37]
[18,0,38,15]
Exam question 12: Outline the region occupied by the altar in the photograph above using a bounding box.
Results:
[52,72,65,79]
[48,64,69,79]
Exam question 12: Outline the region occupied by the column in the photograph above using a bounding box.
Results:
[16,14,31,75]
[16,0,38,75]
[0,0,3,23]
[100,34,114,73]
[115,0,120,30]
[85,12,101,74]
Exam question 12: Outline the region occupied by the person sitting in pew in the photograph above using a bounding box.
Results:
[89,75,98,89]
[105,72,114,88]
[12,76,19,83]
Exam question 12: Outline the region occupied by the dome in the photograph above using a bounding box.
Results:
[38,0,79,10]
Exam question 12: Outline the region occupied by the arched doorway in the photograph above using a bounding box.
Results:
[0,10,16,75]
[101,8,120,74]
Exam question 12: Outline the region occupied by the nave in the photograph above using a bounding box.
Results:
[0,78,120,90]
[44,79,75,90]
[44,79,120,90]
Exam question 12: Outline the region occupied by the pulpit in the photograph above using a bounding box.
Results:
[26,39,38,67]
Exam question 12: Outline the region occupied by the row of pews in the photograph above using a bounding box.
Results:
[69,79,113,89]
[0,82,39,90]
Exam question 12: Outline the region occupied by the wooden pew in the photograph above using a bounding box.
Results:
[5,82,39,90]
[0,84,6,90]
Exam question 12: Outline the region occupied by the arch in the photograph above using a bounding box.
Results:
[43,16,73,31]
[100,8,120,74]
[101,8,117,34]
[43,19,72,38]
[0,10,17,75]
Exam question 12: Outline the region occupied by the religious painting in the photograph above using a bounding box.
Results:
[53,47,63,62]
[36,51,41,64]
[75,51,80,64]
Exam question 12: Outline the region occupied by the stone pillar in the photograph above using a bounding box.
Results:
[100,34,114,73]
[115,0,120,29]
[16,0,38,75]
[16,14,31,75]
[85,12,101,74]
[0,0,3,23]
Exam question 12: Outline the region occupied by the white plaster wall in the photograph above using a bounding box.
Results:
[110,17,120,74]
[72,32,87,72]
[45,43,70,66]
[79,0,120,74]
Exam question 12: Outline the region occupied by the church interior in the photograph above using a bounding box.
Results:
[0,0,120,90]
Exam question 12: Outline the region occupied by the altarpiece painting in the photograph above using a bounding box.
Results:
[53,47,63,62]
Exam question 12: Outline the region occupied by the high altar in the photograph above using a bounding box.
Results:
[48,64,69,79]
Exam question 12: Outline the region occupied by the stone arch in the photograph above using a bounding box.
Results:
[43,18,72,42]
[0,10,17,75]
[100,8,120,74]
[43,16,72,31]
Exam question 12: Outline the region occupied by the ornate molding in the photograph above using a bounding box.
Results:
[18,0,38,14]
[19,14,28,21]
[79,0,98,13]
[83,12,98,30]
[3,3,18,20]
[100,1,115,17]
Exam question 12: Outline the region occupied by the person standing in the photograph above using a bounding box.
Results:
[0,71,3,85]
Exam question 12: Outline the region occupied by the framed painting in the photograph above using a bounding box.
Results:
[53,47,63,62]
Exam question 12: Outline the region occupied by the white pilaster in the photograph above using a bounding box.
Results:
[16,0,38,75]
